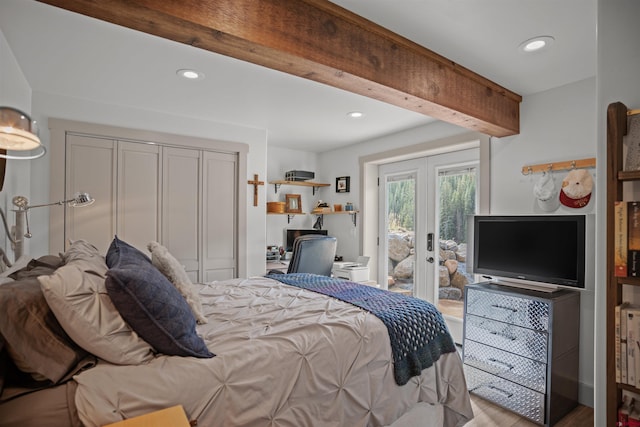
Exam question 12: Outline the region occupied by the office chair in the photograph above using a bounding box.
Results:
[269,235,337,276]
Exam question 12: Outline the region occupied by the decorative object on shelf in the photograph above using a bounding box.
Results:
[345,202,354,211]
[521,157,596,176]
[533,172,559,212]
[247,174,264,207]
[336,176,350,193]
[625,112,640,171]
[311,200,331,214]
[559,169,593,208]
[266,201,286,213]
[285,194,302,213]
[284,170,315,181]
[334,204,342,211]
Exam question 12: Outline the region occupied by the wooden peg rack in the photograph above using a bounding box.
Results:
[521,157,596,176]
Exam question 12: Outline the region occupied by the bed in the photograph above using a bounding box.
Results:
[0,238,473,427]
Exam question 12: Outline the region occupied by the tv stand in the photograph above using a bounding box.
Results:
[463,282,580,426]
[488,278,562,293]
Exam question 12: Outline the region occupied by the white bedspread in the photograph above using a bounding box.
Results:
[74,277,473,427]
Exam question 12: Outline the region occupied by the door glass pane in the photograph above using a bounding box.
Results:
[436,167,477,319]
[386,173,416,296]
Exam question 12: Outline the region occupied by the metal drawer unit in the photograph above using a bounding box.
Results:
[462,283,580,426]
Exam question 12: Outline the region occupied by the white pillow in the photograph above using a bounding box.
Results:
[38,241,155,365]
[147,241,207,324]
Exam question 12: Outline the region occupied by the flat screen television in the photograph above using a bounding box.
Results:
[285,229,328,252]
[471,214,588,291]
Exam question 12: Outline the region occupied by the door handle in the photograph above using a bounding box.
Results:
[427,257,435,263]
[427,232,434,251]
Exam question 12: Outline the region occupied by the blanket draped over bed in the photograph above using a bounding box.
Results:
[267,273,457,386]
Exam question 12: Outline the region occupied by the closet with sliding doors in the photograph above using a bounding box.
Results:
[47,119,248,281]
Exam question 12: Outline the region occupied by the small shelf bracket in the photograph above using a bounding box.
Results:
[350,212,357,227]
[273,183,281,193]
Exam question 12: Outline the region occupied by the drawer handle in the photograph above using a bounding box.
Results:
[488,358,514,370]
[491,304,517,313]
[487,385,513,399]
[489,330,517,341]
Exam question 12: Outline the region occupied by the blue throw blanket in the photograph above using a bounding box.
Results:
[266,273,456,385]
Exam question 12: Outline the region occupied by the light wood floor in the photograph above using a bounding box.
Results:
[466,395,594,426]
[437,299,464,318]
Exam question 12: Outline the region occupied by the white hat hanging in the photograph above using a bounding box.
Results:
[533,172,560,212]
[559,169,593,208]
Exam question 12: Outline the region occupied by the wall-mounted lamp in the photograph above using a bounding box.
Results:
[0,192,94,261]
[0,106,46,160]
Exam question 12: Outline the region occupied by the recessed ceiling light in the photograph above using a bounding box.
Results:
[347,111,364,118]
[518,36,555,53]
[177,69,204,80]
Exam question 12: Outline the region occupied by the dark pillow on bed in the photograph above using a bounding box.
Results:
[7,255,63,281]
[0,277,88,384]
[105,236,213,358]
[106,235,151,268]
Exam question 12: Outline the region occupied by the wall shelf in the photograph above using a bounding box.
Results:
[267,212,305,223]
[312,210,359,226]
[269,180,330,195]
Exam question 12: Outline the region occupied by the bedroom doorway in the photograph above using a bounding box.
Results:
[378,148,479,343]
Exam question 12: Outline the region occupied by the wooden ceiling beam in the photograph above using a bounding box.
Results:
[37,0,521,136]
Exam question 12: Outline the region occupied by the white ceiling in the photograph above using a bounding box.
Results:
[0,0,596,153]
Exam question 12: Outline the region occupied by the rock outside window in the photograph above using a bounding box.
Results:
[336,176,350,193]
[286,194,302,213]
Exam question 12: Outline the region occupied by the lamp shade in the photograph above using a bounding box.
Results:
[69,192,95,207]
[0,107,45,160]
[0,107,41,150]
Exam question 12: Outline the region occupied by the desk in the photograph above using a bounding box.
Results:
[266,261,289,274]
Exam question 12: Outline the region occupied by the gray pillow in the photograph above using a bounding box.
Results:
[38,240,155,365]
[105,236,213,358]
[0,276,87,383]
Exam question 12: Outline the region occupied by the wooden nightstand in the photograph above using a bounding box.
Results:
[102,405,190,427]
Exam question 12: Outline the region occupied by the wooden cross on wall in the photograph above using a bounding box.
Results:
[247,174,264,207]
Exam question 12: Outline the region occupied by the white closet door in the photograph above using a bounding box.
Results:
[202,151,237,281]
[117,142,160,254]
[65,134,116,253]
[162,147,201,281]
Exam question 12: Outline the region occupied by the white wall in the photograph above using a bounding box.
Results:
[0,29,32,253]
[595,1,640,425]
[491,78,597,216]
[494,77,597,406]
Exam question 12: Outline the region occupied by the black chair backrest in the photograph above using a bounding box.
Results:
[287,235,337,276]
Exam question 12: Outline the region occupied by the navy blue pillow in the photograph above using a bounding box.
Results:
[105,237,213,358]
[106,235,151,268]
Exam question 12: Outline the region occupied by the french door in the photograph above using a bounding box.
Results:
[378,148,479,343]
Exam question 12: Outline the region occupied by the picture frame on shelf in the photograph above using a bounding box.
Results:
[285,194,302,213]
[336,176,350,193]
